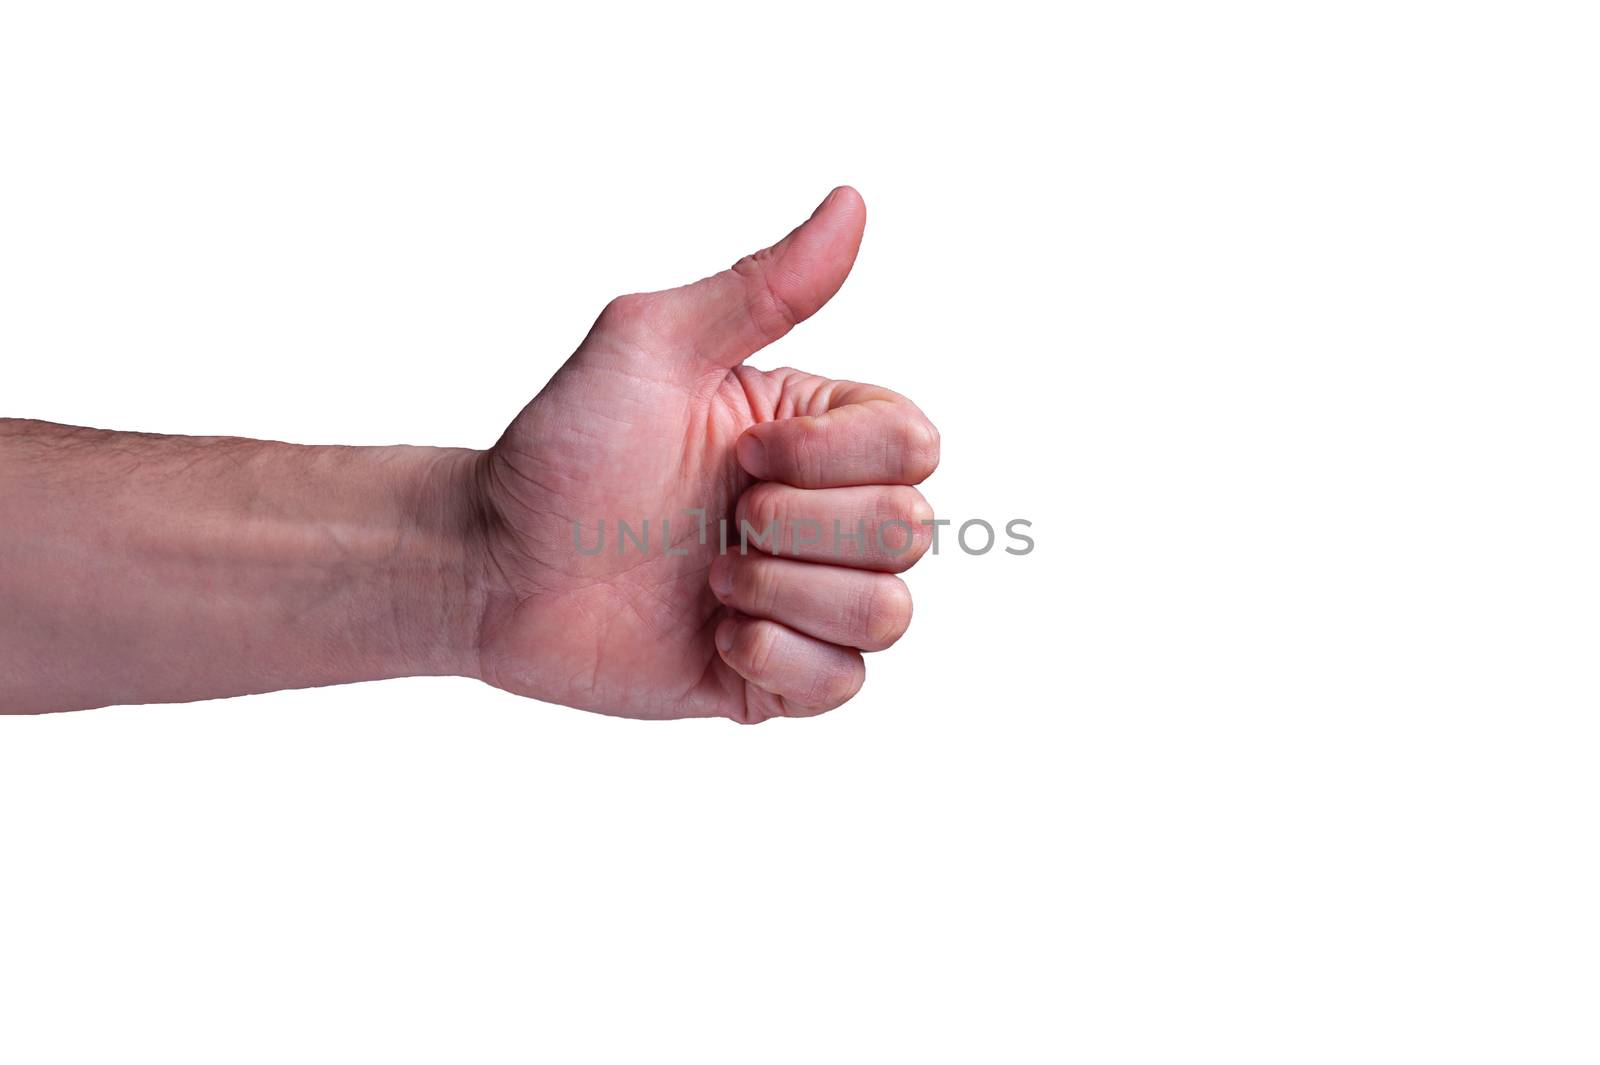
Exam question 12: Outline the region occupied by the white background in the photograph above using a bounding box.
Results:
[2,1,1596,1061]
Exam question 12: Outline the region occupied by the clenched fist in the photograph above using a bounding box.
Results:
[0,189,938,721]
[477,187,939,721]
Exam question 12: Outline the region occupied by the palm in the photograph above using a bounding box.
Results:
[470,189,939,722]
[479,356,782,718]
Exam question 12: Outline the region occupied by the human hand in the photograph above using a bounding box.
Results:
[469,188,940,722]
[0,188,938,719]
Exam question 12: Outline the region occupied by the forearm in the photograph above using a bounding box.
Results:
[0,419,488,713]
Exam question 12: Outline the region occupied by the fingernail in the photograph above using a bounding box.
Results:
[709,556,733,599]
[737,433,768,479]
[715,620,735,655]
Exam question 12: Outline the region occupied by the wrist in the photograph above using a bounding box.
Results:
[375,444,495,683]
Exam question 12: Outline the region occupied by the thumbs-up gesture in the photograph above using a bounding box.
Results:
[475,188,940,722]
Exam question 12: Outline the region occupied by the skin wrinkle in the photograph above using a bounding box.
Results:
[727,365,772,423]
[733,253,799,346]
